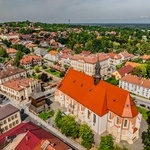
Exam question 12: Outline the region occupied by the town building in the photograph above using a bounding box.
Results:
[112,65,133,80]
[29,87,49,114]
[0,78,39,101]
[119,75,150,99]
[20,55,42,69]
[0,104,21,134]
[0,122,72,150]
[70,53,109,77]
[43,50,59,62]
[6,48,17,58]
[0,66,26,85]
[141,54,150,63]
[119,51,134,62]
[55,63,141,144]
[108,52,122,66]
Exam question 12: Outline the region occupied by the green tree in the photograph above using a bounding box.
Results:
[60,115,79,138]
[60,71,66,77]
[0,46,8,58]
[144,125,150,150]
[146,63,150,78]
[34,65,40,73]
[98,134,114,150]
[79,124,93,149]
[14,51,23,66]
[54,110,63,128]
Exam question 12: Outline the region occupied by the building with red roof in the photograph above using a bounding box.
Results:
[55,68,141,144]
[0,122,72,150]
[70,53,109,76]
[20,55,42,69]
[119,74,150,99]
[112,65,133,80]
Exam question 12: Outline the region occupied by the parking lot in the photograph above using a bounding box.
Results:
[0,93,11,106]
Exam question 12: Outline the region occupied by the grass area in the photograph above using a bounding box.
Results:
[45,69,60,77]
[38,110,54,121]
[137,106,149,120]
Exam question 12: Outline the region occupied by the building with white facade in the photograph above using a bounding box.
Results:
[20,55,42,69]
[108,52,122,66]
[119,75,150,99]
[70,53,109,76]
[0,104,21,134]
[0,78,39,101]
[43,50,59,62]
[0,66,26,85]
[55,67,141,144]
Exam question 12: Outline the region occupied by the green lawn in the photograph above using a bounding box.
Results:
[45,69,60,77]
[38,110,54,121]
[137,106,149,120]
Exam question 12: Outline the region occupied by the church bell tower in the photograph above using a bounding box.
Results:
[93,54,101,85]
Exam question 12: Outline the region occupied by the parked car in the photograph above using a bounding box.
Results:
[140,104,146,107]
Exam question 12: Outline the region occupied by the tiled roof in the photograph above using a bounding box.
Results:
[71,53,109,64]
[6,48,17,54]
[0,66,25,79]
[125,61,141,68]
[142,54,150,60]
[58,68,138,117]
[108,52,122,59]
[120,74,150,89]
[20,55,42,65]
[0,104,19,120]
[118,65,133,77]
[48,50,58,55]
[2,78,34,91]
[120,51,132,58]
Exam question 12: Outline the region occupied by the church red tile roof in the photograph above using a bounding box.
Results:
[58,68,138,118]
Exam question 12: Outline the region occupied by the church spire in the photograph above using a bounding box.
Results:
[93,54,101,85]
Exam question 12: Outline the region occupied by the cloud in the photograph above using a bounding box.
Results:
[0,0,150,23]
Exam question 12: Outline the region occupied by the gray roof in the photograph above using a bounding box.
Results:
[0,104,19,120]
[34,47,47,56]
[30,92,45,99]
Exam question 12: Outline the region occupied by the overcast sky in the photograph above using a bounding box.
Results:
[0,0,150,23]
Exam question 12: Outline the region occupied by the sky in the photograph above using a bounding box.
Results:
[0,0,150,23]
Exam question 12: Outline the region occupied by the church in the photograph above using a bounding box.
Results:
[54,58,142,144]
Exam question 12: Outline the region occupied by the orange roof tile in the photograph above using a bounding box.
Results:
[142,54,150,60]
[125,61,141,68]
[58,68,138,117]
[20,55,42,65]
[6,48,17,54]
[2,78,34,91]
[48,50,58,55]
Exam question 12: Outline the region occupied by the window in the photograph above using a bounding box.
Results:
[8,117,11,122]
[116,117,119,125]
[4,120,7,124]
[16,120,19,124]
[124,119,128,128]
[93,114,96,124]
[9,123,12,128]
[87,110,90,119]
[109,112,112,120]
[11,116,14,120]
[5,126,8,131]
[15,114,17,118]
[13,122,15,126]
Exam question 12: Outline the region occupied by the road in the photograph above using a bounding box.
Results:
[131,94,150,109]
